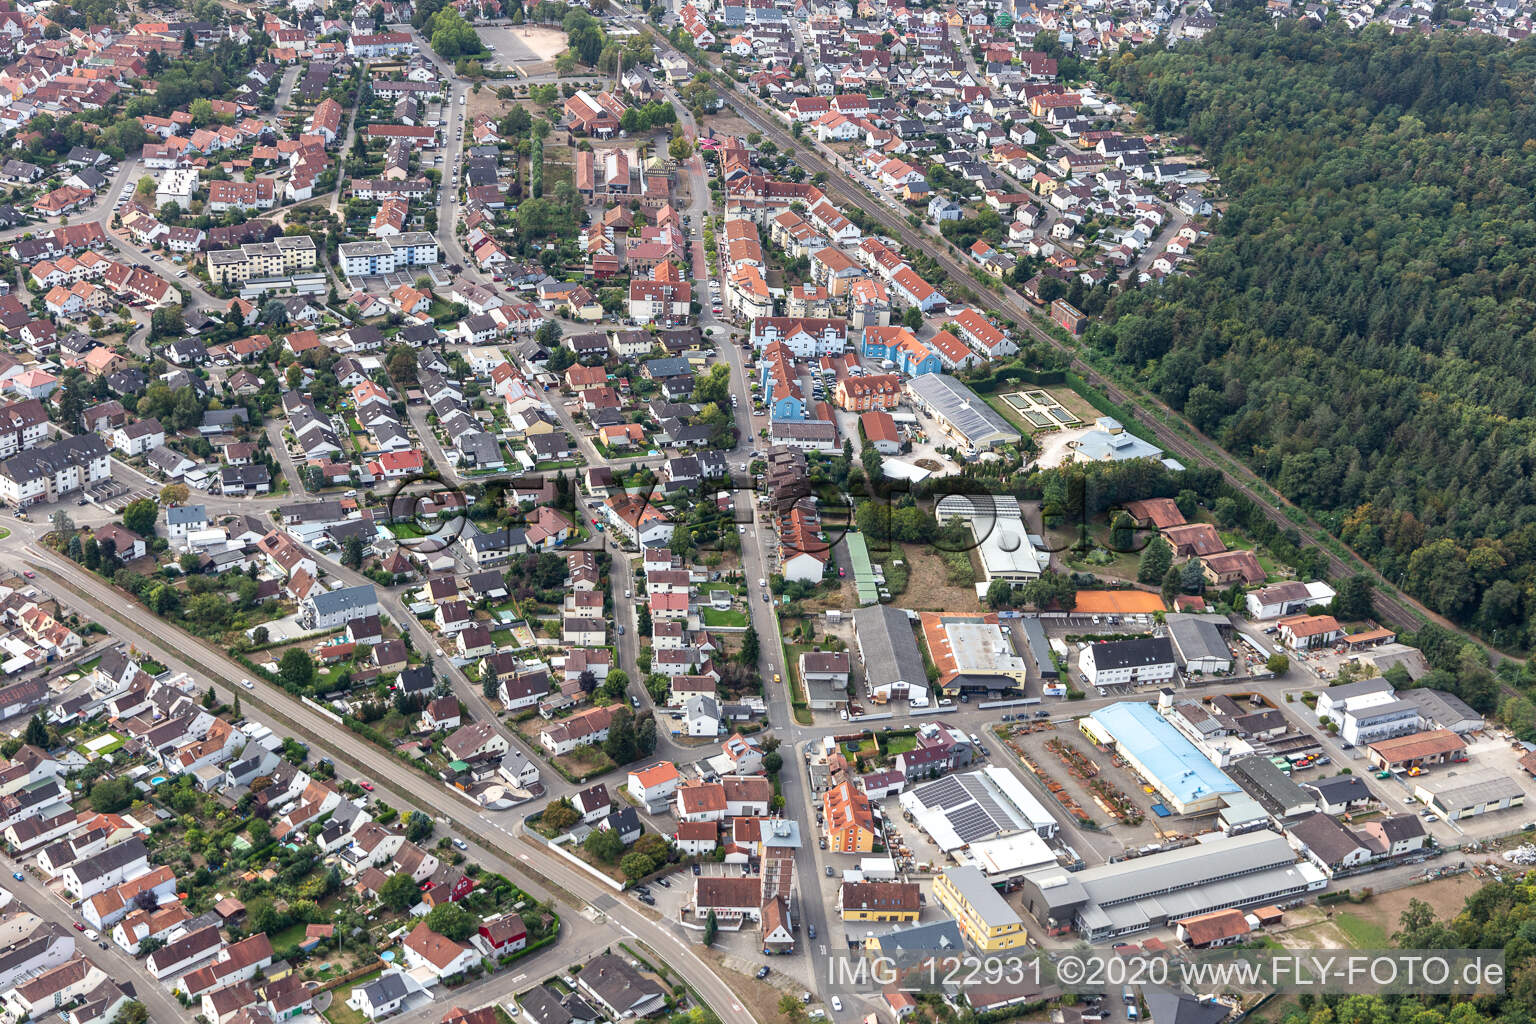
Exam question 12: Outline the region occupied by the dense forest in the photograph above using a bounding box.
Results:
[1091,15,1536,649]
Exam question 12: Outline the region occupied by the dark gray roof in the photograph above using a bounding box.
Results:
[1085,637,1175,671]
[1141,987,1231,1024]
[1166,615,1228,665]
[1398,688,1484,729]
[519,985,573,1024]
[358,971,412,1006]
[1304,774,1371,805]
[305,583,377,616]
[165,504,208,526]
[851,606,926,689]
[1228,755,1316,816]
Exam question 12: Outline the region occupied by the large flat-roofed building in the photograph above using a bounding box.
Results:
[898,764,1059,853]
[1366,729,1467,772]
[920,612,1028,697]
[1413,771,1525,821]
[932,865,1030,953]
[934,494,1043,583]
[951,831,1060,885]
[1018,831,1326,941]
[905,374,1020,451]
[205,236,318,285]
[1081,702,1239,815]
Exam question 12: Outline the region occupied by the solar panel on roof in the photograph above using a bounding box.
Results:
[951,806,998,843]
[916,776,971,809]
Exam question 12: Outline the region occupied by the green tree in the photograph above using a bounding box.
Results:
[121,499,157,537]
[1331,574,1375,621]
[278,648,316,691]
[89,777,132,814]
[404,810,434,843]
[1137,537,1172,585]
[584,827,625,862]
[1109,512,1135,551]
[380,871,419,911]
[692,363,730,407]
[541,799,580,831]
[604,708,638,764]
[22,715,48,749]
[739,626,760,666]
[703,908,718,946]
[902,306,923,331]
[1266,653,1289,675]
[619,851,655,881]
[115,1002,149,1024]
[425,901,475,941]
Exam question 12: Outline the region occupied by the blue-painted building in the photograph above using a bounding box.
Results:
[860,326,943,377]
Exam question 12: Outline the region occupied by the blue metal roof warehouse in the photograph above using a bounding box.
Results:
[1081,702,1239,815]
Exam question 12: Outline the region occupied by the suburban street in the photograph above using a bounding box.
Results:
[4,866,193,1024]
[20,544,762,1024]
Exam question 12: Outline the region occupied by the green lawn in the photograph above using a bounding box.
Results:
[1334,911,1390,948]
[323,968,382,1024]
[267,920,309,951]
[700,607,748,627]
[0,527,11,541]
[882,734,917,756]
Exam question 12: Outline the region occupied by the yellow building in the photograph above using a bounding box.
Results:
[933,866,1030,953]
[837,881,921,923]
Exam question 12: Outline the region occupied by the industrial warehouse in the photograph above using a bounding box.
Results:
[1080,701,1242,815]
[1017,831,1327,940]
[899,765,1060,850]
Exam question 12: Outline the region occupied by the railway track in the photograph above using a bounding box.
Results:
[635,19,1511,664]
